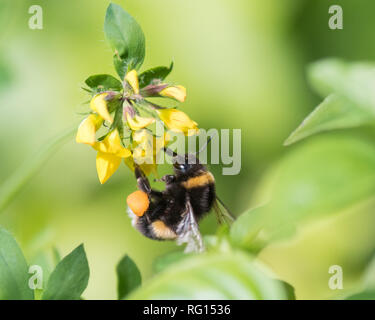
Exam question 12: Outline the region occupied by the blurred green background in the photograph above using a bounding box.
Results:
[1,0,375,299]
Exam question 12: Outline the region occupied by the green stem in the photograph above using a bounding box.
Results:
[0,126,76,213]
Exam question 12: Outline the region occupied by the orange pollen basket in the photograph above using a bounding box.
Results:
[126,190,150,217]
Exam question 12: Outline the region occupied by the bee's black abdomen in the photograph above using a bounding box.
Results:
[179,171,216,220]
[188,183,215,219]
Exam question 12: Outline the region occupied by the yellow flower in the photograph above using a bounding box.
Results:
[90,92,113,123]
[124,157,157,177]
[126,113,155,131]
[160,85,186,102]
[96,153,123,185]
[93,129,131,184]
[125,130,167,176]
[157,109,198,136]
[76,114,103,146]
[125,69,139,94]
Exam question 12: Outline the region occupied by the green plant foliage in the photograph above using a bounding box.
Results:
[138,62,174,88]
[0,227,34,300]
[42,244,89,300]
[231,135,375,250]
[308,59,375,116]
[85,74,123,93]
[230,207,266,252]
[280,280,296,300]
[345,289,375,300]
[153,251,193,274]
[116,255,142,300]
[29,251,56,300]
[285,60,375,145]
[343,254,375,300]
[284,94,372,145]
[128,251,290,300]
[104,3,145,78]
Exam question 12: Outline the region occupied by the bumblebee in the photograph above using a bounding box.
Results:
[126,147,235,252]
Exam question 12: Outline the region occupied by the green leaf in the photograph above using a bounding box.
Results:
[285,59,375,145]
[116,255,141,299]
[29,247,62,297]
[113,54,128,80]
[230,207,267,252]
[52,247,61,266]
[345,289,375,300]
[308,59,375,115]
[104,3,145,78]
[85,74,123,93]
[29,250,57,300]
[232,135,375,250]
[279,280,296,300]
[42,244,89,300]
[284,94,372,145]
[0,227,34,300]
[138,62,174,88]
[153,251,192,274]
[128,251,289,299]
[343,254,375,300]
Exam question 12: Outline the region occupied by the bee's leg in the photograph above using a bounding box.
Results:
[134,166,163,198]
[161,174,176,185]
[134,166,151,193]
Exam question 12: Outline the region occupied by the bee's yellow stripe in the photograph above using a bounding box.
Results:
[152,220,177,239]
[181,172,215,189]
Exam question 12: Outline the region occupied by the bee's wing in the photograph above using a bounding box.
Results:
[176,200,205,253]
[213,196,236,225]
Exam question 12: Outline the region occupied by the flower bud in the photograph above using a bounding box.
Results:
[159,85,186,102]
[125,69,139,94]
[126,113,155,131]
[90,93,114,123]
[76,114,103,146]
[157,109,198,136]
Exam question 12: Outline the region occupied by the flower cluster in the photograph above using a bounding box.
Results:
[75,4,199,184]
[76,68,199,183]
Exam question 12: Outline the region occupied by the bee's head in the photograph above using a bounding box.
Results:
[173,153,204,175]
[164,147,204,176]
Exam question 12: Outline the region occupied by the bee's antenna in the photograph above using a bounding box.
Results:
[195,136,212,155]
[163,147,185,163]
[163,147,178,157]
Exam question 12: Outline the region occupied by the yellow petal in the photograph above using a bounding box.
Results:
[131,130,166,175]
[116,147,132,158]
[124,156,135,172]
[93,129,131,158]
[132,130,156,159]
[126,114,155,131]
[125,69,139,94]
[132,129,150,145]
[76,114,103,145]
[90,93,113,123]
[96,151,122,184]
[140,163,158,176]
[160,85,186,102]
[157,109,198,135]
[124,157,158,177]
